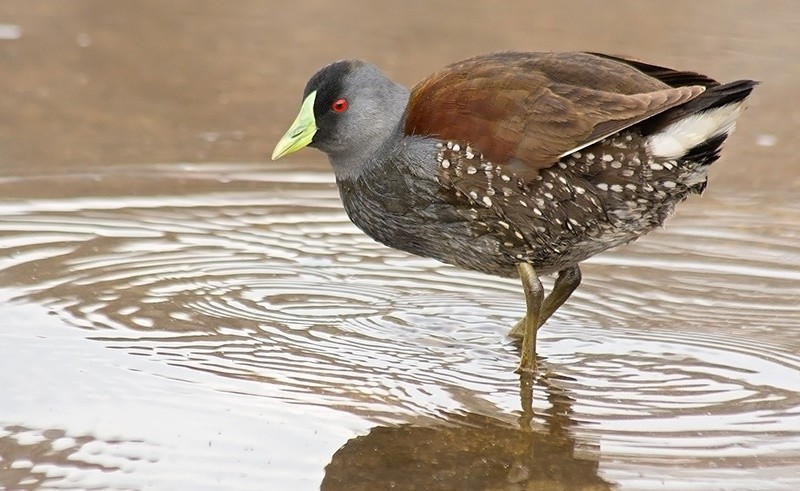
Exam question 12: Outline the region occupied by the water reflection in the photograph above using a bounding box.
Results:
[0,425,146,491]
[1,164,799,488]
[323,375,613,491]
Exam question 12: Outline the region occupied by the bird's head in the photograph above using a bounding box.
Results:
[272,60,409,179]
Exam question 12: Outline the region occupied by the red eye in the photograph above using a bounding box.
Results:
[331,98,347,113]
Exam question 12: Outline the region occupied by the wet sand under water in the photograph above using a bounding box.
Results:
[1,1,800,490]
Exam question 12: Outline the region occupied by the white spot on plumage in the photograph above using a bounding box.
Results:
[610,184,624,193]
[482,196,492,207]
[498,220,510,229]
[467,166,477,174]
[441,159,450,169]
[647,102,744,158]
[597,183,609,191]
[469,190,478,200]
[663,180,677,188]
[500,174,511,182]
[452,143,460,152]
[602,154,613,162]
[610,161,622,169]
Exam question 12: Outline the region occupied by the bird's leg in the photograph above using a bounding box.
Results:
[509,265,582,339]
[539,265,581,326]
[515,262,544,374]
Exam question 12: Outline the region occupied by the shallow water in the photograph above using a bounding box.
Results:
[3,1,800,489]
[1,163,799,490]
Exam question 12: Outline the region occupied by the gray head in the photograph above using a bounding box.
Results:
[272,60,410,180]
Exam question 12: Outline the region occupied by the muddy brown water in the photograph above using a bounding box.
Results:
[1,2,799,490]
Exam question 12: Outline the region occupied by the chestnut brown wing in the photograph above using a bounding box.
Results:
[404,52,705,178]
[585,52,720,88]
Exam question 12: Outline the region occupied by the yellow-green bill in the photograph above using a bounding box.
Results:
[271,91,318,160]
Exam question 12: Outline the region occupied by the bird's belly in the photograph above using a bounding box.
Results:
[345,195,677,279]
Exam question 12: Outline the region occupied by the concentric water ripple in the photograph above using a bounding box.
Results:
[2,163,799,489]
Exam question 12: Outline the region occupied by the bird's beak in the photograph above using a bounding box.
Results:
[271,91,318,160]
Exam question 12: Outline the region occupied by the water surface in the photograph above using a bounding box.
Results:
[1,163,799,490]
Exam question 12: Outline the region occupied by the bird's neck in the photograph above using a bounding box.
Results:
[326,127,403,182]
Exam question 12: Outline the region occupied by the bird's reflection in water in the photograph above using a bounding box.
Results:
[322,372,614,491]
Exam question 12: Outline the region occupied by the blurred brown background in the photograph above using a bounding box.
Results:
[1,0,797,190]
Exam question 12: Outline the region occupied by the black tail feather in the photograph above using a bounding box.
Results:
[684,132,729,165]
[698,80,760,110]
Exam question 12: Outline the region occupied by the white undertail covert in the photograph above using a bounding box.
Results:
[647,103,745,159]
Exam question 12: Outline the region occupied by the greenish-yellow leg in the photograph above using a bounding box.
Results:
[511,265,582,372]
[510,265,582,338]
[515,262,545,373]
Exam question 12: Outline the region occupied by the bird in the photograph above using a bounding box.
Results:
[271,51,756,373]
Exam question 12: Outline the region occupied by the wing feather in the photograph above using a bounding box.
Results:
[404,52,707,178]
